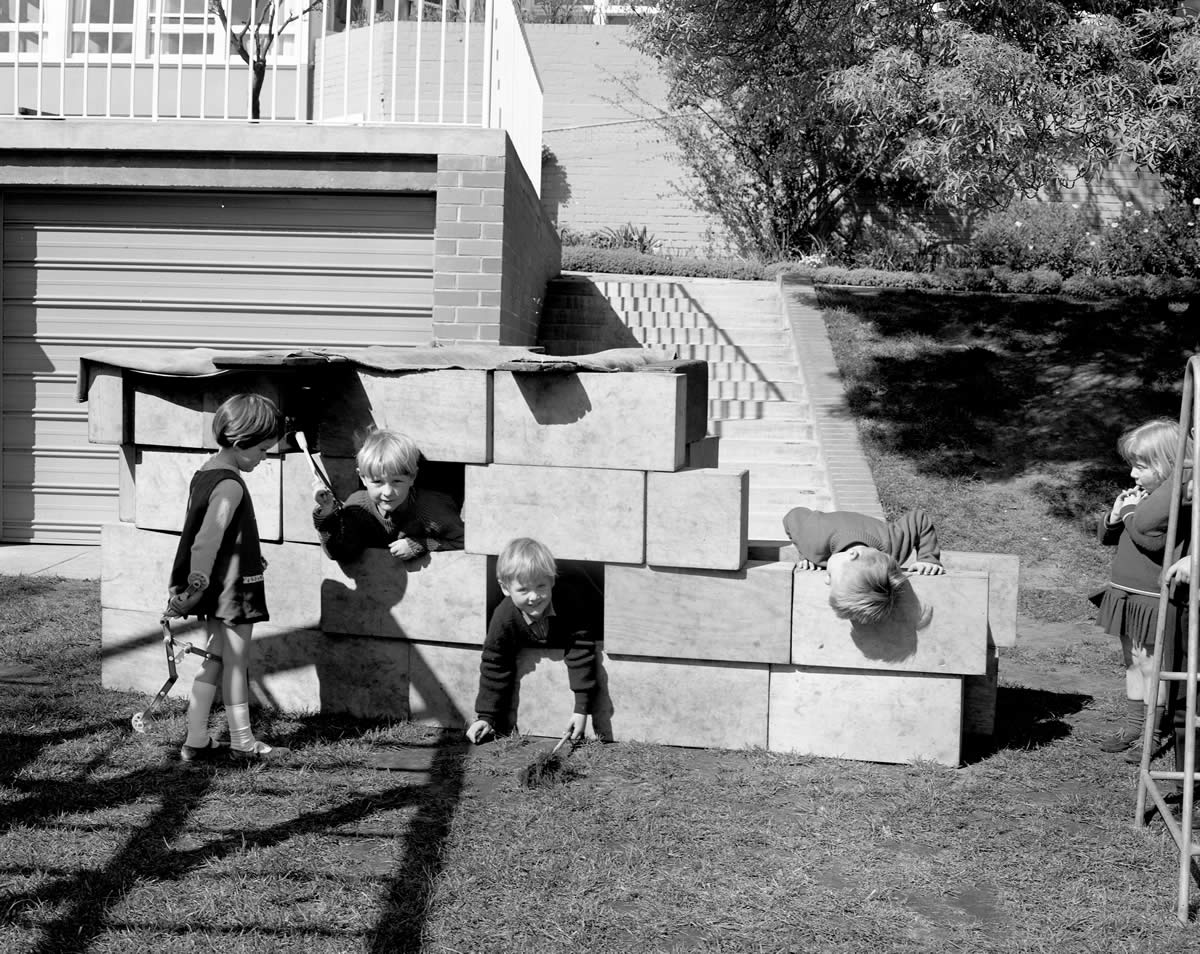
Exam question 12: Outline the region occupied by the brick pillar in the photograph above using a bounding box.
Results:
[433,153,506,345]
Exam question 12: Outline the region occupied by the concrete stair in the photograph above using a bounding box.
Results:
[538,273,833,544]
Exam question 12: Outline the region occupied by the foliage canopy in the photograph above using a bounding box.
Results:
[632,0,1200,258]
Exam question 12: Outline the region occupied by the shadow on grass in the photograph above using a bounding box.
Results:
[964,685,1093,764]
[815,286,1199,522]
[0,708,468,954]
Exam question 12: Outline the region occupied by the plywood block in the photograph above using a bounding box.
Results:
[87,366,126,444]
[780,544,1020,650]
[942,550,1021,648]
[646,468,748,570]
[464,464,645,563]
[281,452,360,544]
[102,522,322,629]
[407,641,485,728]
[964,643,999,737]
[133,449,282,541]
[251,626,410,720]
[600,655,769,749]
[317,368,492,463]
[639,359,708,444]
[102,608,412,720]
[791,570,989,675]
[131,373,285,450]
[769,666,962,765]
[320,548,496,644]
[492,370,686,471]
[102,606,207,701]
[604,561,792,664]
[685,436,720,470]
[118,444,136,522]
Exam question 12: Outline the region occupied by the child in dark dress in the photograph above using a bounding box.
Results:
[1092,418,1190,761]
[166,393,287,762]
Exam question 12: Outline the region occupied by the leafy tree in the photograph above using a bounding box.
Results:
[209,0,325,120]
[632,1,1200,258]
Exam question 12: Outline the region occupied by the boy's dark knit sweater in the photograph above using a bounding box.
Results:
[474,583,599,728]
[782,507,942,567]
[313,487,464,562]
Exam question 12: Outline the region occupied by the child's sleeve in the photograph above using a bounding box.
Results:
[782,507,826,563]
[411,489,465,554]
[1127,481,1177,553]
[890,509,942,565]
[313,498,374,562]
[186,479,243,584]
[563,636,598,715]
[473,609,516,726]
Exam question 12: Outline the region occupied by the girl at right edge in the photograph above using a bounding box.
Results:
[1092,418,1191,762]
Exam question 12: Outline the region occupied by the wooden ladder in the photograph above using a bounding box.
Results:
[1135,353,1200,923]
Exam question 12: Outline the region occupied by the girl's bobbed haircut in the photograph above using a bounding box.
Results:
[356,428,420,479]
[213,394,281,449]
[497,537,557,585]
[1118,418,1184,490]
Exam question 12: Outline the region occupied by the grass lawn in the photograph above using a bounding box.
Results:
[2,287,1200,953]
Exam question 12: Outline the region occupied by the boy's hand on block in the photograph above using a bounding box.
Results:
[795,558,819,571]
[465,719,494,744]
[389,536,423,560]
[569,713,587,741]
[909,561,944,576]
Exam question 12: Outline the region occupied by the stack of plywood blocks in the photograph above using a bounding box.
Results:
[87,353,1017,766]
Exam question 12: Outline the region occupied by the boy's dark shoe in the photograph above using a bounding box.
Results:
[1099,725,1141,753]
[1122,733,1168,764]
[179,738,227,763]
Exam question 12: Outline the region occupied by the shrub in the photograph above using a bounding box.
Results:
[969,201,1093,275]
[996,268,1063,295]
[561,245,773,280]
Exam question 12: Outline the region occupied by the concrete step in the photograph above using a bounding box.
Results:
[715,436,822,463]
[709,361,799,383]
[709,418,816,441]
[632,326,792,347]
[675,342,795,364]
[730,461,826,489]
[709,398,810,421]
[707,380,802,402]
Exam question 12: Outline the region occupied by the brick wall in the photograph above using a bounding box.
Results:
[434,139,561,347]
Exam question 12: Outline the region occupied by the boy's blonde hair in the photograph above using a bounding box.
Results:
[497,537,556,585]
[1118,418,1184,492]
[356,428,420,479]
[213,394,280,449]
[828,549,907,625]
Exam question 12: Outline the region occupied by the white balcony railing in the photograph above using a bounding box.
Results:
[0,1,543,193]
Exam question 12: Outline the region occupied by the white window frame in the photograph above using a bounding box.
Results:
[0,1,310,64]
[0,0,54,59]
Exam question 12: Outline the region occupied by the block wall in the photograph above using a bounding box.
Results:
[89,356,1014,766]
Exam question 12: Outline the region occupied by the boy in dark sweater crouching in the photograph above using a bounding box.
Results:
[465,538,598,743]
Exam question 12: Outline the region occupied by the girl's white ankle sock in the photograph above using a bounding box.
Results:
[184,682,217,749]
[226,702,257,752]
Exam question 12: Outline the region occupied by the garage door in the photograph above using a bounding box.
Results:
[1,189,435,544]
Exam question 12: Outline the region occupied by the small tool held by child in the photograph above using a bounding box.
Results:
[294,429,335,496]
[517,726,575,789]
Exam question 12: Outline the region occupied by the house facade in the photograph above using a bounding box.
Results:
[0,1,559,544]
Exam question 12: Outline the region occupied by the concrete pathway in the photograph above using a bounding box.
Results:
[0,543,100,580]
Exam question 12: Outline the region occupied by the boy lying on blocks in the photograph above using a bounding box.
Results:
[783,506,943,626]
